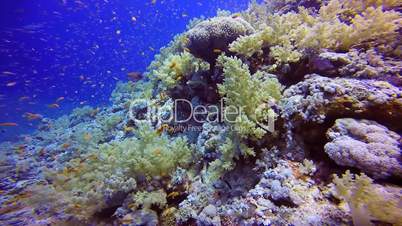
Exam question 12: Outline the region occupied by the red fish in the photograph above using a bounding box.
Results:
[0,122,18,127]
[23,112,43,121]
[47,103,60,109]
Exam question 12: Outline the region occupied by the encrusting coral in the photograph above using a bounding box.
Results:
[1,0,401,225]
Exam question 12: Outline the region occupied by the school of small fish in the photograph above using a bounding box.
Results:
[0,0,235,141]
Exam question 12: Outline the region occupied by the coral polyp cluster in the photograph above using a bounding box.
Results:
[1,0,401,225]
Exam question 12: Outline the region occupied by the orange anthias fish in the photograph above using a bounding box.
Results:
[47,103,60,109]
[61,143,70,149]
[0,122,18,127]
[55,97,65,102]
[15,145,26,155]
[23,112,42,121]
[156,124,172,135]
[18,96,30,102]
[153,148,162,156]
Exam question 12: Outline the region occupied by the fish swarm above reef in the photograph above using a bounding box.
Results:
[1,0,402,226]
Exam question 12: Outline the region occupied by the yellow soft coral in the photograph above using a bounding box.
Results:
[27,124,192,221]
[231,0,401,67]
[152,51,209,89]
[217,55,282,139]
[333,171,402,226]
[229,33,264,58]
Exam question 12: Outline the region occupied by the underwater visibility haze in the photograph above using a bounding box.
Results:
[0,0,401,225]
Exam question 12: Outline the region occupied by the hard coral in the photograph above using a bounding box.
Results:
[339,48,402,86]
[186,16,254,63]
[325,118,402,179]
[282,74,402,125]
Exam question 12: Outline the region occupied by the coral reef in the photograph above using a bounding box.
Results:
[282,74,402,125]
[333,171,402,226]
[1,0,401,225]
[217,55,282,139]
[186,16,255,63]
[325,118,402,179]
[151,51,209,90]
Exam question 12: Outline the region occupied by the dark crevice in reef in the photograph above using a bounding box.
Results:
[277,58,311,87]
[93,205,119,222]
[178,218,197,226]
[166,189,188,206]
[92,191,129,222]
[270,197,298,208]
[293,120,342,184]
[324,110,402,133]
[376,174,402,187]
[170,70,221,104]
[215,159,260,203]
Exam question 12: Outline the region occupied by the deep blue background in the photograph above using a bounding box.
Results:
[0,0,251,141]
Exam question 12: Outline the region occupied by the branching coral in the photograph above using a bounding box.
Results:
[316,2,401,50]
[31,153,137,221]
[217,55,282,139]
[126,123,192,177]
[100,112,123,131]
[201,55,282,182]
[230,11,310,67]
[333,171,402,226]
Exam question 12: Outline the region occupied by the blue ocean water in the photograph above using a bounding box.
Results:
[0,0,250,142]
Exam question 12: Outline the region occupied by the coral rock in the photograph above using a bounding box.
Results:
[186,16,254,63]
[282,74,402,127]
[325,118,402,179]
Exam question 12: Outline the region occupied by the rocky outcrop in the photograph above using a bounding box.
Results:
[282,74,402,129]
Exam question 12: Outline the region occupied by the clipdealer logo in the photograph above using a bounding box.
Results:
[128,99,275,133]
